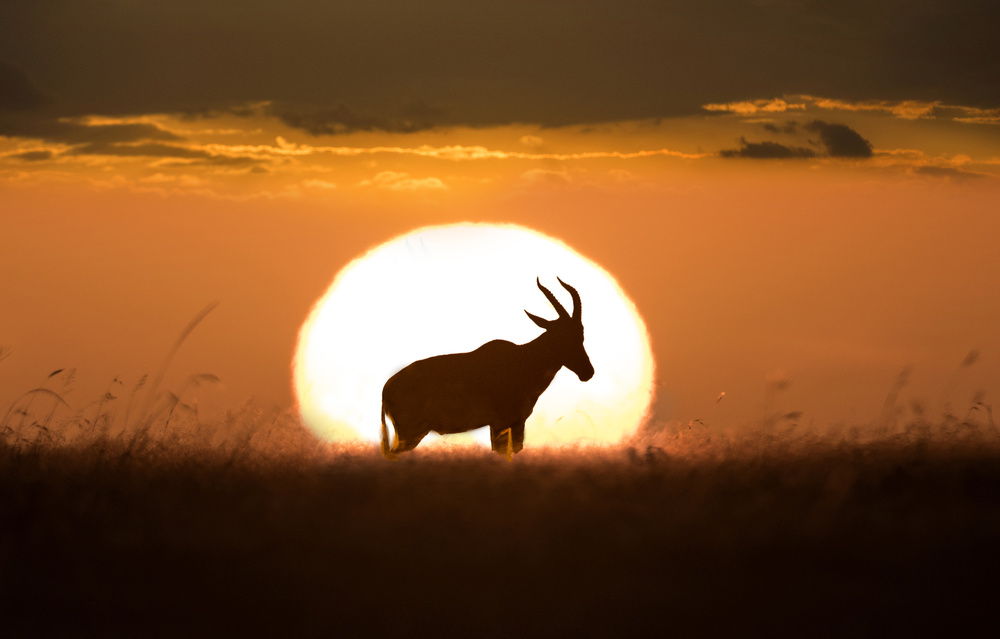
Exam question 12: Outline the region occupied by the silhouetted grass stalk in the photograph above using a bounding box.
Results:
[136,302,218,426]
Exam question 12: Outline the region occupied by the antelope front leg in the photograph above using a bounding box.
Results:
[490,423,525,458]
[508,422,524,453]
[489,425,507,455]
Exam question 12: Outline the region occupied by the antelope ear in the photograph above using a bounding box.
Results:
[525,311,553,329]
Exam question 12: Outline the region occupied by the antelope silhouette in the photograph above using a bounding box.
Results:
[380,278,594,459]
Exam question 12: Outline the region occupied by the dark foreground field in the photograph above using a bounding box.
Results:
[3,418,1000,638]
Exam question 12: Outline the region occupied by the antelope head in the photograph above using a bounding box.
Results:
[525,278,595,382]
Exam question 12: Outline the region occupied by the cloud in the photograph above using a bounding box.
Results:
[913,165,986,181]
[720,138,815,159]
[801,96,938,120]
[804,121,873,158]
[302,179,338,190]
[721,122,873,159]
[0,115,181,146]
[0,62,48,112]
[9,149,53,161]
[64,141,258,165]
[761,122,798,135]
[177,101,273,121]
[67,142,212,159]
[359,171,447,191]
[0,62,189,150]
[0,105,264,166]
[519,168,572,185]
[276,104,439,136]
[703,99,806,116]
[139,173,206,186]
[705,95,1000,126]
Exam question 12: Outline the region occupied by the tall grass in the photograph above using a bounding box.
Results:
[2,397,999,637]
[2,338,999,636]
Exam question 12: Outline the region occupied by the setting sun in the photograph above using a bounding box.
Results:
[293,223,655,448]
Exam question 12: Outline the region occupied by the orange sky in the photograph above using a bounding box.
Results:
[3,3,999,432]
[3,120,999,429]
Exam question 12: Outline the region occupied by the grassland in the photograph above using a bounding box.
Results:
[2,382,999,638]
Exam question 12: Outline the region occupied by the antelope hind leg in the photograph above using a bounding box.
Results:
[380,415,398,461]
[381,418,428,460]
[393,431,427,454]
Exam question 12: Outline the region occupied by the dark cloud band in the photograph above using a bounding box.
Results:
[1,1,996,129]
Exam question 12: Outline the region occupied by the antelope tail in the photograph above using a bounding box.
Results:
[380,404,398,461]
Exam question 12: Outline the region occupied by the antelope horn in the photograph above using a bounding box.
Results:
[557,277,582,321]
[536,278,569,319]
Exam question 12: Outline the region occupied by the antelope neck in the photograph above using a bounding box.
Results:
[519,331,565,378]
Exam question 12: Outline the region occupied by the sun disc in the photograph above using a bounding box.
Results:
[293,223,654,449]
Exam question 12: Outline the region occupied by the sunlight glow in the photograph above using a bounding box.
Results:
[293,224,655,449]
